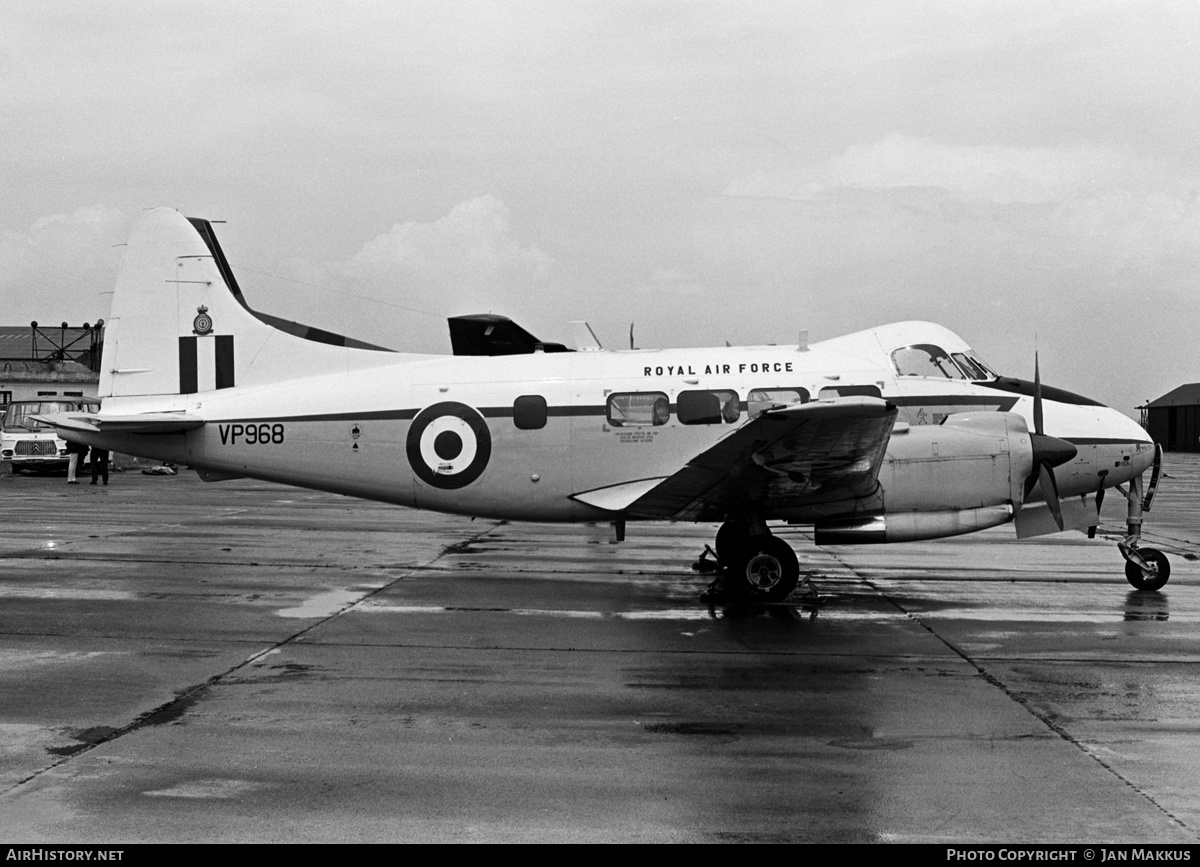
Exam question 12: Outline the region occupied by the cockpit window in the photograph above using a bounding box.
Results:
[892,345,996,381]
[892,345,967,379]
[951,352,995,380]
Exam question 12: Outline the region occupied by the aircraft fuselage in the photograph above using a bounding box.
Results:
[77,339,1154,525]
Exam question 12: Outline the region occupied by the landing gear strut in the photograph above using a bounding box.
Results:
[697,518,802,603]
[1117,451,1170,592]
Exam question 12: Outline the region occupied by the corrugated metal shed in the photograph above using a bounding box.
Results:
[0,325,100,361]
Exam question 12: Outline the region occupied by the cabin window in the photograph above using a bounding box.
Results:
[513,395,548,430]
[818,385,882,399]
[607,392,670,427]
[677,390,740,425]
[747,387,809,418]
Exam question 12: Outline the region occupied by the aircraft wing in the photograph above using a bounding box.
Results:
[622,397,897,522]
[33,412,206,435]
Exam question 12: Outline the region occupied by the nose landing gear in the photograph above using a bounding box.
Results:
[1121,546,1170,592]
[1116,450,1170,592]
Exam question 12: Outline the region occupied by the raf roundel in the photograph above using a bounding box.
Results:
[406,402,492,489]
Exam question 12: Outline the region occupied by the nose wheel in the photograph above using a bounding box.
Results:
[1117,456,1171,592]
[1122,546,1170,592]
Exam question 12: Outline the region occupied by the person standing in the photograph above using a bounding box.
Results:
[89,446,109,486]
[65,439,87,484]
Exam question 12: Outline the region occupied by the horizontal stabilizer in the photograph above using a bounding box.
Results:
[34,412,206,435]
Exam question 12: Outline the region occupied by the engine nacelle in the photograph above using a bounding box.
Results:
[813,505,1014,544]
[814,412,1036,544]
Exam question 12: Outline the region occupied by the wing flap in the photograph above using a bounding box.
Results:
[627,397,898,521]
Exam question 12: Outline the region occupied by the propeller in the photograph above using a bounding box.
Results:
[1023,353,1077,530]
[1087,478,1106,539]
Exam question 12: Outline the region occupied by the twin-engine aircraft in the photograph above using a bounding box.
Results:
[39,208,1169,601]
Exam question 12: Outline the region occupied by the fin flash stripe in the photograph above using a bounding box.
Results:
[179,335,236,394]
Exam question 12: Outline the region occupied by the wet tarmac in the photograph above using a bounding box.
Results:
[2,455,1199,843]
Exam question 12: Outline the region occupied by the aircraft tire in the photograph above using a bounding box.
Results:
[1125,548,1170,592]
[728,536,800,602]
[714,521,750,563]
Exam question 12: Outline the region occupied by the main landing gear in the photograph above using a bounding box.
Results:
[1116,451,1171,592]
[693,518,804,603]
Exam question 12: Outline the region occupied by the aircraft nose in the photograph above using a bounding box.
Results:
[1102,404,1154,444]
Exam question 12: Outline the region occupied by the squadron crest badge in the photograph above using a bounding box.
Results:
[193,305,213,336]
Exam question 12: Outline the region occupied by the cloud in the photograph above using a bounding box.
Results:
[0,206,127,322]
[726,133,1173,205]
[349,195,555,302]
[233,195,561,353]
[720,134,1200,272]
[711,135,1200,414]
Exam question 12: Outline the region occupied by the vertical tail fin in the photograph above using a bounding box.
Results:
[100,209,395,402]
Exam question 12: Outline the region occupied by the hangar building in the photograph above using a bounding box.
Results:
[0,323,102,410]
[1139,384,1200,453]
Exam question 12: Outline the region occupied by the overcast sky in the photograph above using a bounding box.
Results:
[3,1,1198,415]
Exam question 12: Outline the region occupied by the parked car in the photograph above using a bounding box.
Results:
[1,398,100,473]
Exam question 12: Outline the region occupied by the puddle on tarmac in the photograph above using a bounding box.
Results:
[276,589,367,618]
[142,779,271,799]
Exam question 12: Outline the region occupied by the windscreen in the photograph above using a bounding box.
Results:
[3,401,97,431]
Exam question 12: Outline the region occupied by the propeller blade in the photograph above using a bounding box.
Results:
[1033,351,1043,436]
[1088,484,1105,539]
[1038,463,1064,531]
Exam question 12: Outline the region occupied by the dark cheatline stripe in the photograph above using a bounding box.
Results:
[548,405,606,417]
[179,337,198,394]
[888,395,1019,411]
[269,409,421,423]
[978,377,1105,408]
[215,335,235,389]
[212,406,609,425]
[1065,438,1153,446]
[478,405,606,419]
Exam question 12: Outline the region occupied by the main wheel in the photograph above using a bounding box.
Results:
[728,536,800,602]
[714,521,750,563]
[1125,548,1170,592]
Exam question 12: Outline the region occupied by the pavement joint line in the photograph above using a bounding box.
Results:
[1,518,507,796]
[820,546,1198,841]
